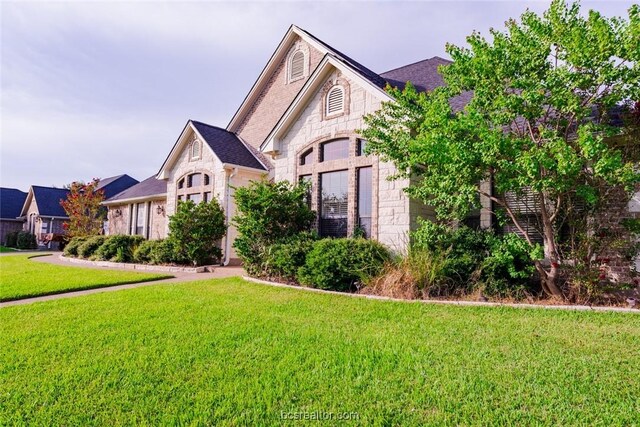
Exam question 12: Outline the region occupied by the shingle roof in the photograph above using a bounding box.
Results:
[298,28,388,89]
[96,174,139,199]
[191,120,267,170]
[31,186,70,217]
[0,188,27,220]
[380,56,472,111]
[106,176,167,203]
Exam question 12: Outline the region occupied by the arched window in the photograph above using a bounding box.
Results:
[300,148,314,166]
[326,86,344,116]
[289,51,305,82]
[176,172,213,205]
[190,140,201,160]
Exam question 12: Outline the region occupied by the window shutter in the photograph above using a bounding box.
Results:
[290,51,304,80]
[326,86,344,115]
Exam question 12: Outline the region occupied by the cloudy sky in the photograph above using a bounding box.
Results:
[1,0,636,190]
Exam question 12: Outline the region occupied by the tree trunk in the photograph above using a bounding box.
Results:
[539,194,564,298]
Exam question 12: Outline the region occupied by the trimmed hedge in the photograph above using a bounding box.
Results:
[63,237,89,257]
[133,239,177,265]
[263,232,317,282]
[95,235,144,263]
[77,236,106,259]
[298,238,391,292]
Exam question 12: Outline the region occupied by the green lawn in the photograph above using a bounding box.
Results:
[1,278,638,425]
[0,246,17,253]
[0,255,172,301]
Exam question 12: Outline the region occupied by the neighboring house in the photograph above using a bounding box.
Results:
[19,186,70,246]
[19,175,139,247]
[96,174,139,199]
[0,188,27,245]
[104,120,268,263]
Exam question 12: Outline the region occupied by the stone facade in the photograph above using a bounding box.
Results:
[235,36,324,149]
[272,69,431,253]
[106,199,167,241]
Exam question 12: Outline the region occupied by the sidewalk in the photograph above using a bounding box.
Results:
[1,254,245,307]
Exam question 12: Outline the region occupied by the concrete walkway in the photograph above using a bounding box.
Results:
[1,253,245,308]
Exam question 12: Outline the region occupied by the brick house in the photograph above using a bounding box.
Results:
[102,25,639,271]
[0,188,27,245]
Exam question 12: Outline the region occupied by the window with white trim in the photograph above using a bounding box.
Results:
[288,50,305,82]
[326,86,344,116]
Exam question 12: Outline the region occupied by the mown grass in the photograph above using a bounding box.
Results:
[0,255,172,301]
[0,246,17,253]
[1,277,638,425]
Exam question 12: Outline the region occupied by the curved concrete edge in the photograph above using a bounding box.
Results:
[59,255,214,273]
[242,276,640,314]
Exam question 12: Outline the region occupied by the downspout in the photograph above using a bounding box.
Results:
[223,167,238,266]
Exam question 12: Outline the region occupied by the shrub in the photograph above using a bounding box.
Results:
[297,238,391,292]
[233,180,315,275]
[168,200,226,266]
[94,235,144,263]
[133,239,178,265]
[16,231,37,250]
[263,232,317,281]
[63,236,88,257]
[5,231,18,248]
[411,220,538,298]
[77,236,106,259]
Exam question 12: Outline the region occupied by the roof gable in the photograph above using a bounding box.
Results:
[157,120,266,179]
[261,54,394,154]
[227,25,386,134]
[21,186,70,218]
[0,188,27,220]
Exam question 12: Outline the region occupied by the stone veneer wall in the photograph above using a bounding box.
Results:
[106,200,167,240]
[273,69,419,253]
[235,36,324,149]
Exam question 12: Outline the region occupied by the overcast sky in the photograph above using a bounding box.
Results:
[1,0,636,190]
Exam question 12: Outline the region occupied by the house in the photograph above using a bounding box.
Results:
[106,25,638,264]
[102,25,460,257]
[19,174,139,247]
[0,188,27,245]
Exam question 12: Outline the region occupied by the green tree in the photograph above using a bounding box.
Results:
[233,179,315,275]
[60,178,105,238]
[360,0,640,297]
[168,200,226,266]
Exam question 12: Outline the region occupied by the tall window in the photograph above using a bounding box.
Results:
[320,170,348,237]
[326,86,344,116]
[289,51,305,81]
[300,174,312,209]
[321,139,349,162]
[357,167,372,237]
[135,203,146,236]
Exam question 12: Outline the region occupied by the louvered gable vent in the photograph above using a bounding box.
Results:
[326,86,344,115]
[290,51,305,80]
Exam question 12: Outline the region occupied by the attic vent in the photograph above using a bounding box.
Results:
[289,51,305,81]
[191,140,201,160]
[326,86,344,116]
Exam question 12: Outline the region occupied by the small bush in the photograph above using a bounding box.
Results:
[133,239,178,265]
[63,236,88,257]
[168,200,226,266]
[297,238,391,292]
[95,235,145,263]
[263,232,317,281]
[77,236,106,259]
[5,231,18,248]
[233,180,315,274]
[480,233,537,298]
[16,231,37,250]
[150,239,180,265]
